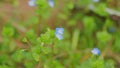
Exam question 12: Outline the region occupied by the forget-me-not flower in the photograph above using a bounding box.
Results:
[108,27,115,33]
[55,34,63,40]
[91,48,100,55]
[48,0,54,7]
[55,28,64,40]
[55,28,64,35]
[28,0,36,7]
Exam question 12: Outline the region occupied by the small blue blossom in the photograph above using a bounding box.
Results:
[108,27,115,33]
[28,0,36,7]
[55,28,64,35]
[48,0,54,7]
[55,28,64,40]
[91,48,100,55]
[55,34,63,40]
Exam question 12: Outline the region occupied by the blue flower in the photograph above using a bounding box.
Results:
[91,48,100,55]
[55,28,64,35]
[108,27,115,33]
[55,28,64,40]
[55,34,63,40]
[48,0,54,7]
[28,0,36,7]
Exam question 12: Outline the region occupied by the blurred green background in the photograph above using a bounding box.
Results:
[0,0,120,68]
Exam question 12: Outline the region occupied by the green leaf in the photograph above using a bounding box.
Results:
[31,45,41,62]
[2,25,15,37]
[83,16,96,33]
[72,29,80,51]
[105,59,115,68]
[77,0,91,7]
[0,65,10,68]
[94,3,108,16]
[37,28,54,44]
[24,62,35,68]
[44,60,64,68]
[25,29,37,43]
[97,31,112,43]
[12,49,24,62]
[22,37,28,43]
[67,2,74,10]
[105,19,114,27]
[9,41,16,52]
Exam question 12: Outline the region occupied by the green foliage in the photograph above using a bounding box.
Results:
[12,49,24,62]
[2,24,15,37]
[36,0,51,19]
[25,29,37,44]
[83,16,96,34]
[37,29,55,44]
[93,3,108,16]
[0,0,119,68]
[31,45,41,62]
[77,0,91,7]
[71,29,80,50]
[78,57,115,68]
[44,60,64,68]
[97,31,112,43]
